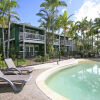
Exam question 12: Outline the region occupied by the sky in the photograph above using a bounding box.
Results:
[15,0,100,27]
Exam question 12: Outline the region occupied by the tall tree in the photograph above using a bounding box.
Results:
[87,19,94,53]
[75,17,89,56]
[39,0,67,47]
[0,0,9,58]
[58,10,73,54]
[55,15,62,54]
[37,8,52,32]
[7,0,19,58]
[94,18,100,53]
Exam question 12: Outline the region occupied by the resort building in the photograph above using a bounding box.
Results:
[0,23,75,58]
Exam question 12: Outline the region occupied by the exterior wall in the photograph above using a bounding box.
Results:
[13,23,46,58]
[0,23,76,58]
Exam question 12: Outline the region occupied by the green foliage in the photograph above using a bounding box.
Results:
[35,54,49,62]
[11,54,16,60]
[47,44,54,57]
[35,56,43,62]
[53,51,59,58]
[14,59,29,66]
[0,59,29,68]
[0,54,2,68]
[44,54,49,61]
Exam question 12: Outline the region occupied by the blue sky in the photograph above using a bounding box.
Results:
[15,0,100,26]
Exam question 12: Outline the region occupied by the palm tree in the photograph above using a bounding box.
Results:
[68,22,78,52]
[75,17,89,56]
[58,10,73,54]
[40,0,67,46]
[0,0,9,58]
[37,8,52,32]
[87,19,94,53]
[7,0,19,58]
[55,15,62,58]
[37,9,53,55]
[94,18,100,53]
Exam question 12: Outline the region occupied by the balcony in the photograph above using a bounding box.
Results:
[19,32,45,44]
[54,39,59,45]
[61,40,72,46]
[53,39,72,46]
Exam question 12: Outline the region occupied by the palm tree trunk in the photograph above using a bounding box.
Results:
[64,29,66,54]
[7,11,11,58]
[2,14,6,58]
[82,31,85,57]
[2,24,5,58]
[51,11,55,57]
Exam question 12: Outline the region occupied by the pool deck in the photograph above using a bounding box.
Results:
[0,68,51,100]
[0,58,98,100]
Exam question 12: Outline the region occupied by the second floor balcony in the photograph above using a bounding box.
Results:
[53,39,72,46]
[54,39,59,45]
[60,40,72,46]
[19,32,45,44]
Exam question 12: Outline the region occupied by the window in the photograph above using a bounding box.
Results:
[34,45,39,51]
[30,47,34,56]
[30,47,33,52]
[26,29,30,32]
[19,28,23,32]
[26,47,29,52]
[19,46,23,51]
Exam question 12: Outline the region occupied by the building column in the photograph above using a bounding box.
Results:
[23,25,25,59]
[44,30,46,55]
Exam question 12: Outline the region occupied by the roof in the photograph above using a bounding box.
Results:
[47,32,71,38]
[13,22,45,31]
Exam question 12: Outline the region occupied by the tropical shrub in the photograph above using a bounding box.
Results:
[44,54,49,61]
[0,54,2,68]
[35,56,43,62]
[35,54,50,62]
[53,51,59,58]
[11,54,16,60]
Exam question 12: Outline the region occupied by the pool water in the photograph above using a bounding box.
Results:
[46,62,100,100]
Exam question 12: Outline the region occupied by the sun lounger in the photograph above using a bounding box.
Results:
[0,71,31,93]
[5,58,33,74]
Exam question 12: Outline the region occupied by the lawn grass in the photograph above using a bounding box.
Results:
[0,59,29,69]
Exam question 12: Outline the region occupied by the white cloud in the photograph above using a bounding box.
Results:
[69,0,72,4]
[62,8,66,13]
[74,0,100,21]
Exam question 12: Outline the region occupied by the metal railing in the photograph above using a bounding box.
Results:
[60,40,72,46]
[19,32,45,42]
[54,39,59,45]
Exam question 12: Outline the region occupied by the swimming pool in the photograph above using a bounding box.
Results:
[46,61,100,100]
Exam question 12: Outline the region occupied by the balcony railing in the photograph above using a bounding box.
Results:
[54,39,59,45]
[19,32,73,45]
[53,39,72,46]
[19,32,45,44]
[60,40,72,46]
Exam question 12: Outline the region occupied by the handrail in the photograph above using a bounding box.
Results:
[19,32,44,41]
